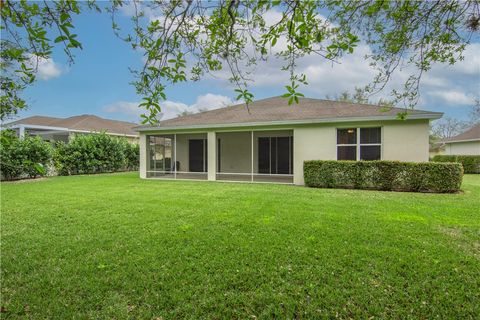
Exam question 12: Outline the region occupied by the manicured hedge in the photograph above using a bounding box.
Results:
[53,133,139,175]
[431,155,480,174]
[1,131,139,181]
[304,160,463,193]
[0,130,52,180]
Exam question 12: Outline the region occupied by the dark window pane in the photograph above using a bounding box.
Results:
[189,139,206,172]
[360,145,381,160]
[337,128,357,144]
[337,146,356,160]
[276,137,291,174]
[360,127,381,144]
[258,137,270,174]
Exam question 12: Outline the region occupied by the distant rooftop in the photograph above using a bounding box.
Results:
[136,96,442,131]
[444,124,480,143]
[4,114,138,137]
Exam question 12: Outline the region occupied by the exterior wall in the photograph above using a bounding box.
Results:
[293,120,430,185]
[175,133,208,172]
[293,126,336,185]
[217,132,252,173]
[139,133,147,178]
[382,120,429,162]
[444,141,480,155]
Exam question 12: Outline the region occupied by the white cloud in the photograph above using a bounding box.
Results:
[28,55,63,80]
[428,90,475,106]
[103,101,143,116]
[103,93,233,121]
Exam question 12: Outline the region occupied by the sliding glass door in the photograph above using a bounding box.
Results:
[258,136,293,174]
[189,139,207,172]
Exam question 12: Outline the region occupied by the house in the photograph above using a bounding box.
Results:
[3,115,139,143]
[442,124,480,155]
[135,96,443,185]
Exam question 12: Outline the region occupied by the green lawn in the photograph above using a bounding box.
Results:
[1,173,479,319]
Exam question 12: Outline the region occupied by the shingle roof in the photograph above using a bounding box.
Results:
[5,115,139,136]
[6,115,63,127]
[136,96,442,131]
[444,124,480,143]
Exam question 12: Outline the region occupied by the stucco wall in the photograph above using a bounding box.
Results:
[382,120,429,162]
[139,134,147,178]
[175,133,207,172]
[293,120,430,185]
[445,141,480,155]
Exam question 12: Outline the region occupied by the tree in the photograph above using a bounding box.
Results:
[432,117,468,139]
[2,0,479,123]
[327,87,395,108]
[468,98,480,126]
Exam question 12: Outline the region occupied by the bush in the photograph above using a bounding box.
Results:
[53,133,139,175]
[0,130,52,180]
[122,139,140,171]
[432,155,480,174]
[304,160,463,193]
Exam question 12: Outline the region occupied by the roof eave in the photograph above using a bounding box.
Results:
[134,113,443,132]
[443,138,480,144]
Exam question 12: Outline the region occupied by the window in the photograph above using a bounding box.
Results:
[148,135,174,172]
[337,127,381,161]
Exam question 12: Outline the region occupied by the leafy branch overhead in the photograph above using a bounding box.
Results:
[1,0,479,123]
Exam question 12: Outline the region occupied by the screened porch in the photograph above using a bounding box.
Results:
[146,130,293,183]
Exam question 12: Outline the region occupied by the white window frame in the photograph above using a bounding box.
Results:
[336,127,382,161]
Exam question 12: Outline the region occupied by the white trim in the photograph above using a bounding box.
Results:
[444,138,480,144]
[336,127,382,161]
[5,124,69,131]
[2,124,138,138]
[216,172,293,177]
[69,129,138,138]
[135,113,442,132]
[174,134,177,179]
[251,131,254,182]
[147,171,207,174]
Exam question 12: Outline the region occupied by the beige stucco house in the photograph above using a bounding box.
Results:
[135,96,442,185]
[443,124,480,155]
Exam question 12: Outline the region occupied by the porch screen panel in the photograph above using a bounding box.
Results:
[258,137,270,174]
[257,136,293,175]
[277,137,291,174]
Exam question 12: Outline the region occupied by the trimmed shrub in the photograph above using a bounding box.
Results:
[53,133,136,175]
[122,139,140,171]
[304,160,463,193]
[0,130,53,180]
[432,155,480,174]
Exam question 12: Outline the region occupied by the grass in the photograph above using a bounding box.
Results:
[1,173,479,319]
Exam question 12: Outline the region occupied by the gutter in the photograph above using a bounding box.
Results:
[134,113,443,132]
[2,124,138,138]
[443,138,480,144]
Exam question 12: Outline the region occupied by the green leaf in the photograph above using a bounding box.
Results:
[54,35,68,43]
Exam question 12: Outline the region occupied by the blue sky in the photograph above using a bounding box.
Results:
[17,5,480,124]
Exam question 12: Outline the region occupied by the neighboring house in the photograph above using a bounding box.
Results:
[135,96,442,185]
[442,124,480,155]
[3,115,139,143]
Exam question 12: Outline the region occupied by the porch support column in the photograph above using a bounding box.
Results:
[207,131,216,181]
[174,134,177,179]
[251,131,254,182]
[19,125,25,140]
[139,133,147,179]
